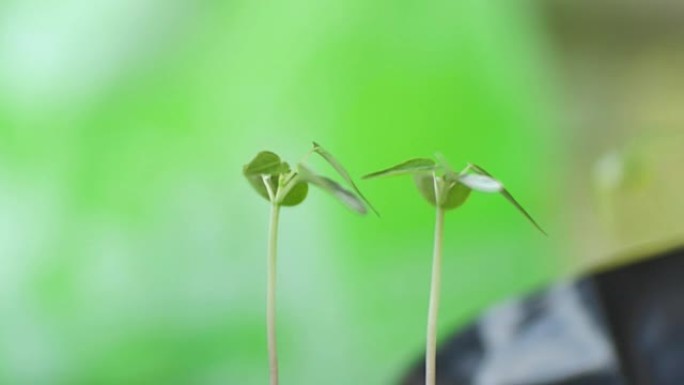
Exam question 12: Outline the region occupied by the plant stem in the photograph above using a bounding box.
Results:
[267,203,281,385]
[426,205,445,385]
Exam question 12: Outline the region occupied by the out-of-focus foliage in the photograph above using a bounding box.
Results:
[0,1,560,384]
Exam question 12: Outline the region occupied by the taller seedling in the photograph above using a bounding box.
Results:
[243,142,375,385]
[364,155,545,385]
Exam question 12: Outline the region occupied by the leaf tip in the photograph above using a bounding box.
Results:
[369,205,381,217]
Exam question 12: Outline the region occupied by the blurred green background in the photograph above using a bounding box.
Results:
[3,0,683,384]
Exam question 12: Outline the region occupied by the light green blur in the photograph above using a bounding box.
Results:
[0,0,561,384]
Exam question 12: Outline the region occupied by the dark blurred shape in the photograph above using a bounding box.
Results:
[400,246,684,385]
[596,247,684,385]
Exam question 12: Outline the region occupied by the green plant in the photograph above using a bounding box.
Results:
[243,142,374,385]
[364,155,545,385]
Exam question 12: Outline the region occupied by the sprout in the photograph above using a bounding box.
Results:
[243,142,374,385]
[364,154,545,385]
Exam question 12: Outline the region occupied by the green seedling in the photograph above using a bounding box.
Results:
[364,155,545,385]
[243,142,374,385]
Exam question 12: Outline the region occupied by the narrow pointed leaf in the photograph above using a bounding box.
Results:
[364,158,436,179]
[298,164,367,214]
[243,151,286,176]
[470,164,547,235]
[280,181,308,206]
[459,174,503,193]
[312,142,378,216]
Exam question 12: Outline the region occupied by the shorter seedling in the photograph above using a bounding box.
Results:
[243,142,374,385]
[364,155,545,385]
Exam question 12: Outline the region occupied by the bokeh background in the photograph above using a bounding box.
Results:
[1,0,683,384]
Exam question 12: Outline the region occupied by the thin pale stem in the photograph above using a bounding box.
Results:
[267,203,281,385]
[426,205,445,385]
[263,175,276,201]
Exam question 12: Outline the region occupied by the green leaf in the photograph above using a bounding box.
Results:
[413,174,472,210]
[243,151,286,176]
[281,161,292,174]
[245,174,278,202]
[470,164,547,235]
[458,174,503,193]
[442,181,472,210]
[414,174,437,206]
[312,142,378,216]
[363,158,437,179]
[243,151,288,202]
[280,181,308,206]
[298,164,367,214]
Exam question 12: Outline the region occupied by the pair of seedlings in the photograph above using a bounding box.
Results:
[243,142,545,385]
